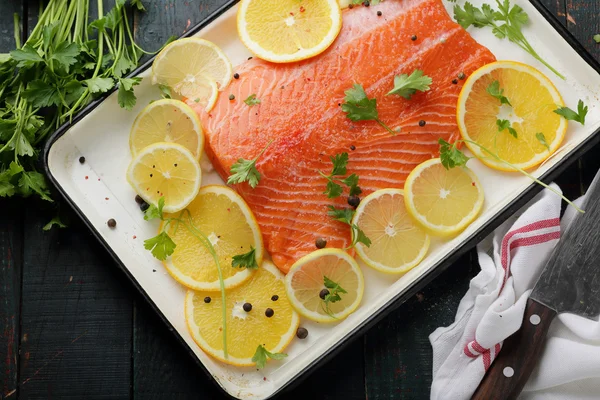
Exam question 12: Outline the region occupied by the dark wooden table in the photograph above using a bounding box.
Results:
[0,1,598,399]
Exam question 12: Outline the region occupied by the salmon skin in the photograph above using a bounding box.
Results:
[197,0,496,273]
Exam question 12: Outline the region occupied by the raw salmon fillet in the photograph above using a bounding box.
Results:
[198,0,496,273]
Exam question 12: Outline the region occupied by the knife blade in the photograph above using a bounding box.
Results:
[472,174,600,400]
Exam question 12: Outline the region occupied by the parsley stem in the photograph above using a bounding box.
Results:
[463,139,583,213]
[376,119,397,136]
[13,13,21,49]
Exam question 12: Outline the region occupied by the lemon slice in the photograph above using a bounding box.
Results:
[404,158,484,237]
[457,61,566,171]
[352,189,430,274]
[285,249,363,323]
[152,38,232,111]
[129,99,204,158]
[185,261,299,366]
[237,0,342,63]
[162,185,263,291]
[127,142,201,213]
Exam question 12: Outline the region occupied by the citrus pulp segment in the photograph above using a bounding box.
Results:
[457,61,566,171]
[185,261,299,366]
[284,248,364,323]
[127,142,201,213]
[129,99,203,158]
[162,185,263,291]
[237,0,343,63]
[404,158,484,237]
[352,189,430,274]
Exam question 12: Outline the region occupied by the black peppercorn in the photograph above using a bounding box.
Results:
[377,10,382,16]
[79,156,86,164]
[234,73,240,79]
[458,72,466,80]
[271,295,279,301]
[140,202,150,212]
[315,237,327,249]
[296,327,309,339]
[319,288,330,299]
[243,302,252,312]
[364,0,370,6]
[350,145,356,151]
[348,195,360,208]
[452,79,458,84]
[135,195,144,204]
[204,296,211,303]
[411,35,417,41]
[419,120,426,127]
[265,308,274,318]
[229,94,235,100]
[107,219,117,228]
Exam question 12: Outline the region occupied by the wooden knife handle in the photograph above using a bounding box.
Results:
[471,298,557,400]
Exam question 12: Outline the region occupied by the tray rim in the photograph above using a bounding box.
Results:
[42,1,600,398]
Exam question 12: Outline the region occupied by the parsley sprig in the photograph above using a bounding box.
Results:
[321,276,347,318]
[327,206,371,248]
[341,84,397,135]
[438,138,583,212]
[454,0,564,79]
[228,139,274,188]
[231,247,259,269]
[244,94,260,106]
[496,119,518,138]
[554,100,588,125]
[387,69,432,99]
[487,80,512,106]
[252,345,287,369]
[318,153,362,198]
[143,197,231,358]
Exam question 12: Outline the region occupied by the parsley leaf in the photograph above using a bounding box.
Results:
[554,100,588,125]
[341,84,396,135]
[318,153,362,198]
[252,345,287,369]
[23,80,62,108]
[43,215,67,231]
[118,77,141,110]
[486,80,512,106]
[327,206,371,248]
[330,153,348,176]
[10,45,43,67]
[438,138,470,169]
[18,171,53,201]
[231,247,259,269]
[144,231,176,261]
[158,84,172,99]
[50,42,81,70]
[244,94,261,106]
[497,119,518,138]
[131,0,146,11]
[387,69,432,99]
[323,276,347,303]
[536,132,550,151]
[227,140,273,188]
[85,76,114,93]
[144,197,165,221]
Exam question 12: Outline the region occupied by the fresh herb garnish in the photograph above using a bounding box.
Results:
[486,80,512,106]
[244,94,261,106]
[318,153,362,198]
[554,100,588,125]
[387,69,432,99]
[320,275,348,318]
[438,138,582,212]
[341,84,397,135]
[144,197,230,358]
[535,132,550,151]
[42,215,67,231]
[327,205,371,248]
[252,345,287,369]
[454,0,564,79]
[228,139,274,188]
[496,119,518,138]
[594,34,600,44]
[232,247,259,269]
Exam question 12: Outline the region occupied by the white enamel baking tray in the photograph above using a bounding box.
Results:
[43,0,600,398]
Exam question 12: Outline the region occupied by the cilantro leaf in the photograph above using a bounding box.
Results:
[341,84,379,122]
[227,140,273,188]
[85,76,114,93]
[131,0,146,11]
[10,45,43,67]
[118,77,141,110]
[144,231,176,261]
[18,171,52,201]
[387,69,432,99]
[232,247,259,269]
[497,119,517,138]
[144,197,165,221]
[536,132,550,151]
[439,138,469,169]
[554,100,588,125]
[252,345,287,369]
[43,215,67,231]
[486,80,512,106]
[50,42,80,70]
[23,80,62,108]
[244,94,261,106]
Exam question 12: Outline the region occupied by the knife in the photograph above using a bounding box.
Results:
[472,174,600,400]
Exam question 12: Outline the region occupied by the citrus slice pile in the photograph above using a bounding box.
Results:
[185,261,299,366]
[285,248,364,322]
[152,38,233,112]
[457,61,566,171]
[129,99,203,158]
[162,185,263,290]
[404,158,484,237]
[352,189,430,274]
[127,142,202,213]
[237,0,342,63]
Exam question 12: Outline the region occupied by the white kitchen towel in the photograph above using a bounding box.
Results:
[429,181,600,400]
